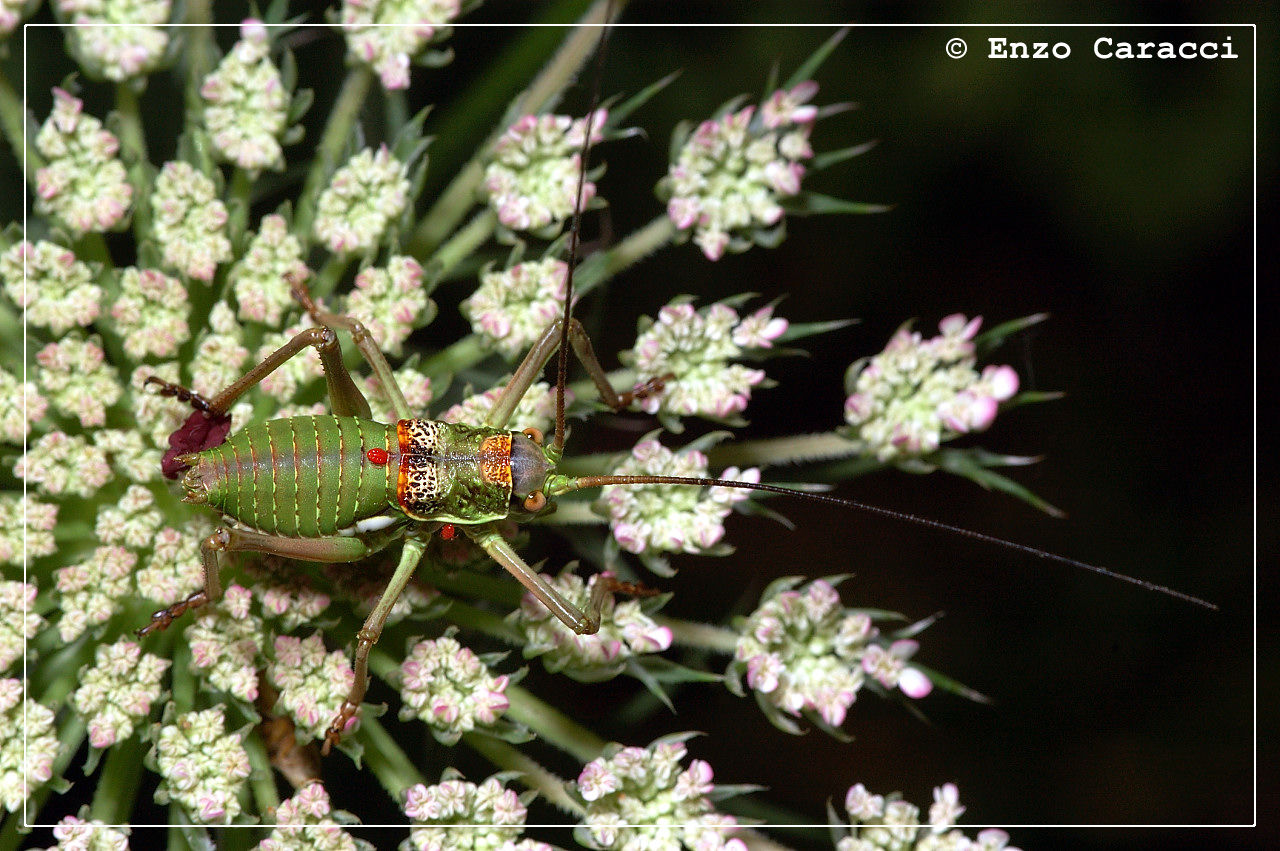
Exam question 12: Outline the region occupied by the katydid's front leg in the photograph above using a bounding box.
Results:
[137,529,382,637]
[323,535,429,755]
[466,523,652,635]
[484,318,671,434]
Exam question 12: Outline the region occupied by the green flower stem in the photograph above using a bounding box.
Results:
[294,66,374,242]
[169,638,195,711]
[32,636,92,704]
[0,70,43,176]
[427,598,525,644]
[464,732,583,816]
[227,167,253,247]
[0,810,22,851]
[593,214,678,284]
[408,0,616,256]
[420,333,487,382]
[311,253,352,300]
[178,0,217,117]
[409,158,484,257]
[89,730,146,824]
[660,616,740,655]
[114,82,152,243]
[428,207,498,285]
[358,714,426,802]
[504,682,604,763]
[241,729,281,817]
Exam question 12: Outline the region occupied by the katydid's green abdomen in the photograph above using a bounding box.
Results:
[185,416,397,537]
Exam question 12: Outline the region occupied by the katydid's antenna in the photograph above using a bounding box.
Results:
[553,1,614,458]
[557,474,1219,611]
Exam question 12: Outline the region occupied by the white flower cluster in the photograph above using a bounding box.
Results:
[510,571,673,677]
[484,110,606,232]
[665,82,819,260]
[344,255,429,356]
[153,706,252,824]
[576,737,746,851]
[0,495,57,566]
[57,0,169,81]
[403,774,549,851]
[191,302,249,397]
[397,634,510,744]
[730,579,931,733]
[838,783,1021,851]
[150,161,233,282]
[601,439,757,556]
[463,258,569,359]
[313,146,410,255]
[341,0,460,90]
[1,240,101,334]
[35,335,121,428]
[186,585,265,702]
[134,525,204,607]
[15,432,112,499]
[70,639,170,748]
[111,267,190,359]
[0,368,48,444]
[0,581,43,672]
[35,88,132,235]
[625,300,787,419]
[55,545,136,641]
[201,20,290,173]
[230,214,311,326]
[0,679,57,813]
[94,484,162,550]
[44,815,130,850]
[269,633,355,743]
[258,782,358,851]
[843,315,1019,462]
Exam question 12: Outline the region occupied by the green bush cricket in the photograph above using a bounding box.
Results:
[131,10,1217,766]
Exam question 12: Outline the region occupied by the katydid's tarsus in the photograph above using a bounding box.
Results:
[136,9,1216,760]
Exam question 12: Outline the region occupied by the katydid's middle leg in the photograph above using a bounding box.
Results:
[137,529,378,637]
[466,523,655,636]
[323,535,429,755]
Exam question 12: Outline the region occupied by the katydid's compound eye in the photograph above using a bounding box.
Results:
[524,491,547,512]
[366,447,389,465]
[522,427,544,445]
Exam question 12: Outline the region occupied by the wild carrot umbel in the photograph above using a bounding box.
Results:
[3,3,1247,847]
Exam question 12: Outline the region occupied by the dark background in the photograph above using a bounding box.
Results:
[6,1,1262,848]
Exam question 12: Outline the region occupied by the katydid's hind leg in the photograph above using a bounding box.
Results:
[136,529,375,638]
[290,274,414,422]
[323,536,428,755]
[149,325,372,477]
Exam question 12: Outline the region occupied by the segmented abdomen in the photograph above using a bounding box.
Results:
[192,416,395,537]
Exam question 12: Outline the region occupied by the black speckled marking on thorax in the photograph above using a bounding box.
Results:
[396,419,445,517]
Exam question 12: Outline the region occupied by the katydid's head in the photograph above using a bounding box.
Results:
[510,427,555,512]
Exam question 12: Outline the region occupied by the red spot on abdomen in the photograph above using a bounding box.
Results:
[366,447,389,465]
[439,524,456,540]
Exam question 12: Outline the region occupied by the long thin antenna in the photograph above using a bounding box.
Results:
[554,2,614,458]
[563,474,1219,611]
